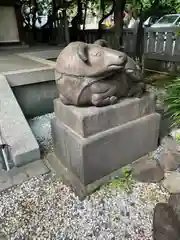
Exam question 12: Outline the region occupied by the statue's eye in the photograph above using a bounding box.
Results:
[96,52,101,56]
[90,49,102,57]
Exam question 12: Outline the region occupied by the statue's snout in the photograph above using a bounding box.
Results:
[104,48,127,69]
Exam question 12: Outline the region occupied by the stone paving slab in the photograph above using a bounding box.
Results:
[0,159,50,192]
[0,75,40,166]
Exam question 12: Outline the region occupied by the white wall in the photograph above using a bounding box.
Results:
[0,6,20,43]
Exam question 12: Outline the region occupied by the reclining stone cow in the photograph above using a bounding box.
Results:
[55,39,146,107]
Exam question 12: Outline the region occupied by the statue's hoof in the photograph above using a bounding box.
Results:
[92,95,118,107]
[109,96,118,104]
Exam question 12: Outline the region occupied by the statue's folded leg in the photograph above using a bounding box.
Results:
[128,83,146,98]
[91,94,118,107]
[90,81,119,106]
[59,94,71,105]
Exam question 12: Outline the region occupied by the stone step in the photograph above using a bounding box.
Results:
[0,74,40,166]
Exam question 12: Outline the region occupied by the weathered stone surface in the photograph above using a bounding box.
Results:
[162,172,180,194]
[131,156,164,183]
[52,113,160,185]
[0,74,40,166]
[159,151,180,171]
[153,203,180,240]
[156,106,172,143]
[139,92,156,117]
[47,152,131,200]
[169,193,180,222]
[159,138,180,171]
[54,92,156,138]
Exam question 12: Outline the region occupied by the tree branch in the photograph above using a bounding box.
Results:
[97,0,115,39]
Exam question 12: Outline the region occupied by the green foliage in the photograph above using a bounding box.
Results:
[20,0,180,28]
[20,0,52,15]
[176,31,180,37]
[102,167,135,193]
[164,78,180,128]
[175,133,180,142]
[131,0,180,19]
[143,0,179,11]
[135,0,180,12]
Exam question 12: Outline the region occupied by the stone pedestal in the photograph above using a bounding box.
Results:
[50,93,161,197]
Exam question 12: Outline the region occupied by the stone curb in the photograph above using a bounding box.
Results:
[0,160,50,193]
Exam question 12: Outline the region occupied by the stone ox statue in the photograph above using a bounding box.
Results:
[55,39,146,107]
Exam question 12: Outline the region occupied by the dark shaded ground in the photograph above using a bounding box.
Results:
[144,71,175,88]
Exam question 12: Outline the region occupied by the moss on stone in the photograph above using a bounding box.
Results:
[101,167,135,193]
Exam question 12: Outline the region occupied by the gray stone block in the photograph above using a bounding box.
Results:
[24,159,50,177]
[52,113,160,185]
[54,92,156,138]
[132,156,164,183]
[0,75,40,166]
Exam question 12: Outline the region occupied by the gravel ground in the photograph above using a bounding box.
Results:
[0,174,169,240]
[0,113,170,240]
[28,113,55,155]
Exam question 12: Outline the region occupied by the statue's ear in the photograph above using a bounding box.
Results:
[94,39,109,47]
[77,43,88,62]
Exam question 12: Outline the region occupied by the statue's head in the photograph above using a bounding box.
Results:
[56,41,127,78]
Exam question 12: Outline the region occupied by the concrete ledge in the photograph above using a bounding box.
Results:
[13,81,58,118]
[0,75,40,166]
[18,52,57,67]
[3,67,55,87]
[18,48,60,59]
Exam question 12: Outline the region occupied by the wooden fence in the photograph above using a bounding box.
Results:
[144,27,180,72]
[80,27,180,72]
[77,28,137,57]
[144,27,180,61]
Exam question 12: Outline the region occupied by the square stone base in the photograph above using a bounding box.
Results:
[54,93,156,138]
[47,152,131,200]
[51,112,160,186]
